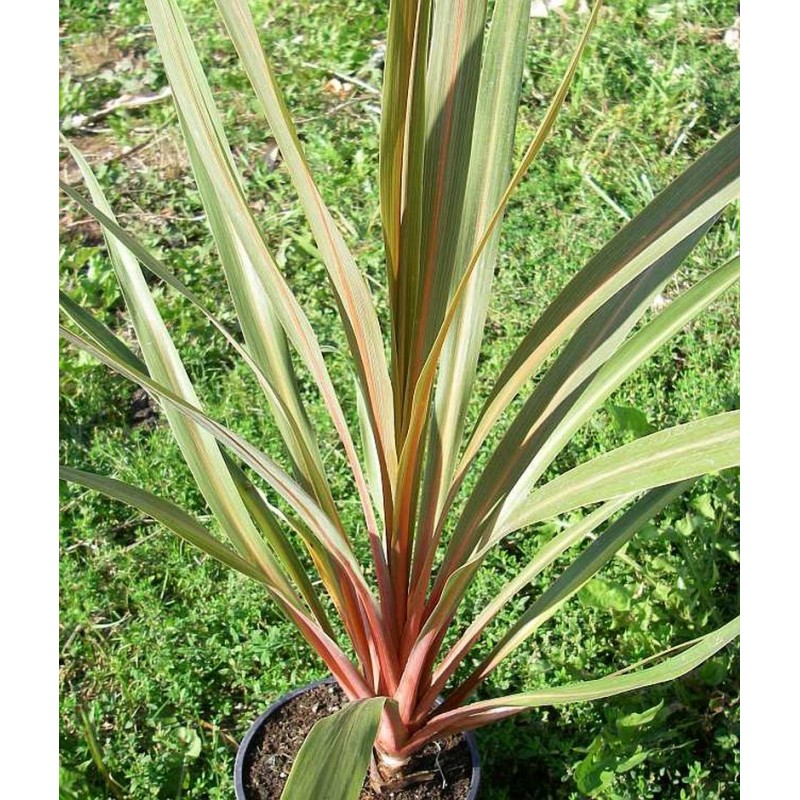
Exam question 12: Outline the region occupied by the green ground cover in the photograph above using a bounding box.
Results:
[59,1,740,797]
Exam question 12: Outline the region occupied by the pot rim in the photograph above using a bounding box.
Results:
[234,675,481,799]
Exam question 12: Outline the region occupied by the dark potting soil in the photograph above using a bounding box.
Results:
[242,683,473,799]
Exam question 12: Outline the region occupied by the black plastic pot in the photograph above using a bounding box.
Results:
[235,676,481,799]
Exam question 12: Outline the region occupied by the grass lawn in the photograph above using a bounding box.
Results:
[59,1,740,797]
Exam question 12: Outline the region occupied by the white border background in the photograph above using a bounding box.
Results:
[2,1,59,796]
[740,4,798,796]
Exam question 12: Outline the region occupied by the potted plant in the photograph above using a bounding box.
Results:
[59,0,739,797]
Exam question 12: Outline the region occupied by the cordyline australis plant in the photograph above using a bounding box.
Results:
[59,0,740,795]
